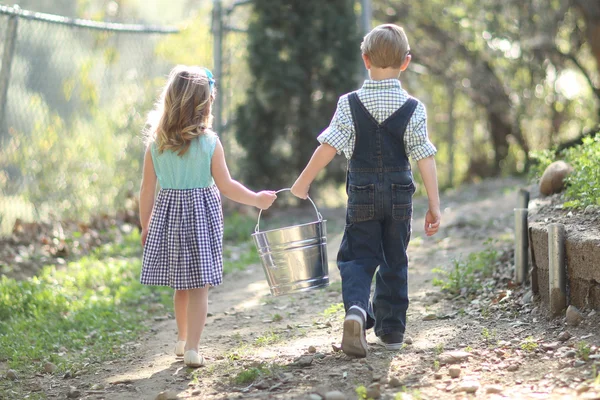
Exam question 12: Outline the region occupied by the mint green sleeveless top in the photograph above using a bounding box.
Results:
[150,133,218,189]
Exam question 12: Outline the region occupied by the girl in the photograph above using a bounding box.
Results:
[139,65,276,367]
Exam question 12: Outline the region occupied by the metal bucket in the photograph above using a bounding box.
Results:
[252,189,329,296]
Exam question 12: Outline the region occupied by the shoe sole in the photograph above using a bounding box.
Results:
[184,352,205,368]
[341,315,368,358]
[376,336,404,350]
[382,342,403,350]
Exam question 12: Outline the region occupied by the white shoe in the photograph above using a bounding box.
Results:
[175,341,186,357]
[184,350,204,367]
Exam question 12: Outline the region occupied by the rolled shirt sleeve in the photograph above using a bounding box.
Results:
[317,96,354,157]
[406,102,437,161]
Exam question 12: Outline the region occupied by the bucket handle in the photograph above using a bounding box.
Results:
[255,188,323,233]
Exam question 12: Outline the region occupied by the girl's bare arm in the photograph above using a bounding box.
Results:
[211,139,276,209]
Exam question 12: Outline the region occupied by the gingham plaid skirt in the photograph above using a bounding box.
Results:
[141,186,224,290]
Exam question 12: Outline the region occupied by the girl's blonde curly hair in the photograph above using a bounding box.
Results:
[144,65,215,156]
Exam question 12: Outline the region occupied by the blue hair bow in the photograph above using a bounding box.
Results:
[204,68,215,92]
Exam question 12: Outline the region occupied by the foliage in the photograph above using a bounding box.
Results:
[521,336,538,352]
[432,240,500,296]
[223,212,258,242]
[373,0,599,183]
[561,135,600,208]
[236,0,359,188]
[528,133,600,209]
[356,385,368,399]
[528,148,557,180]
[577,341,591,361]
[0,80,154,222]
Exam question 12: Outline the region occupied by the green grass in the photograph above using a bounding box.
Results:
[521,336,538,352]
[254,331,281,347]
[223,242,259,274]
[223,212,257,242]
[232,362,283,385]
[577,341,591,361]
[0,231,172,398]
[322,302,344,317]
[0,210,261,397]
[432,239,501,296]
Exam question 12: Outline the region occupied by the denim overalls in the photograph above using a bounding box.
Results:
[337,92,417,339]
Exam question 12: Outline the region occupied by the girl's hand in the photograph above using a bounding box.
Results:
[424,207,441,237]
[141,228,149,246]
[255,191,277,210]
[291,180,310,199]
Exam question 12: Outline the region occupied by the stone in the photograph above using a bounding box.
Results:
[254,380,269,390]
[566,305,584,326]
[439,351,471,364]
[539,161,573,196]
[485,385,504,394]
[448,366,461,378]
[574,360,586,368]
[366,383,381,399]
[388,377,402,388]
[506,364,519,372]
[44,362,58,374]
[308,345,317,354]
[542,342,561,351]
[5,369,17,380]
[293,355,314,367]
[558,331,572,342]
[564,350,577,358]
[67,387,81,399]
[455,381,480,394]
[404,336,413,345]
[324,391,346,400]
[308,395,323,400]
[29,381,43,392]
[434,372,443,380]
[155,391,178,400]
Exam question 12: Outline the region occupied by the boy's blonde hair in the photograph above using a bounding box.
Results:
[360,24,410,69]
[145,65,215,156]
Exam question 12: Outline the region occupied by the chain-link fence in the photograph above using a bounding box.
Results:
[0,5,180,235]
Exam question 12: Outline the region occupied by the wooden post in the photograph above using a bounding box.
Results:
[514,208,528,284]
[548,223,567,315]
[0,6,20,138]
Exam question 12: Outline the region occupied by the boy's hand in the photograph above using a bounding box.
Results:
[291,180,310,199]
[424,207,441,236]
[255,191,277,210]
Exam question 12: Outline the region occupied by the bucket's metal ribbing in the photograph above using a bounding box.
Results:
[514,208,529,284]
[548,223,566,315]
[252,189,329,296]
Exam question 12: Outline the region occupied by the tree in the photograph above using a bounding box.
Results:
[235,1,360,189]
[374,0,599,179]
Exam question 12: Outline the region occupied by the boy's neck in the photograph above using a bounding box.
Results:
[368,67,402,81]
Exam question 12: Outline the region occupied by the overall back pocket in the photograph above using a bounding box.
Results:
[391,183,414,220]
[348,184,375,223]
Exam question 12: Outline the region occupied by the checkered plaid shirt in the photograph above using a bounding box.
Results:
[318,79,437,161]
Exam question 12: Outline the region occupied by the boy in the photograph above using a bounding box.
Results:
[291,24,441,358]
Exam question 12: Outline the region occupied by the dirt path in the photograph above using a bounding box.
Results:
[83,178,599,400]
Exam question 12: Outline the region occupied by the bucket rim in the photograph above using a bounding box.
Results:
[251,219,327,237]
